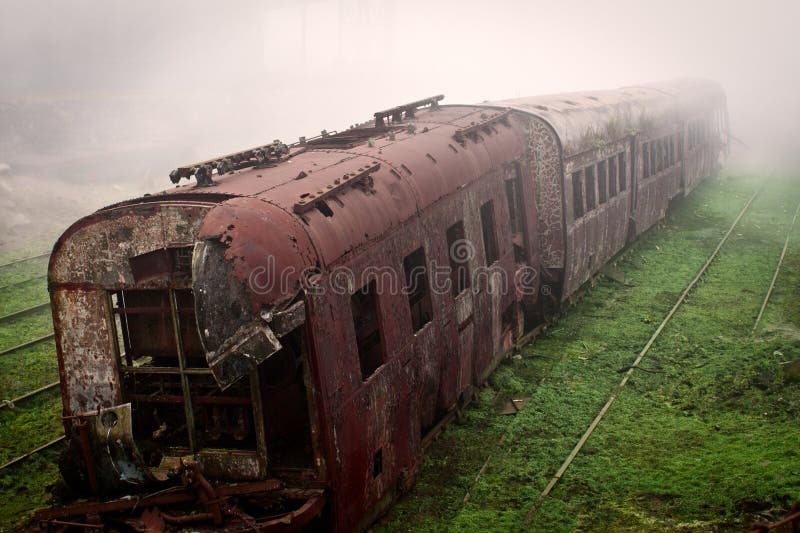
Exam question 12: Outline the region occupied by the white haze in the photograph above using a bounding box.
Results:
[0,0,797,247]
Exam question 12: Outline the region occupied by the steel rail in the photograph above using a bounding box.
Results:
[0,252,50,269]
[0,333,55,357]
[0,380,59,410]
[752,200,800,334]
[521,182,765,526]
[0,435,65,472]
[0,274,47,292]
[0,302,51,324]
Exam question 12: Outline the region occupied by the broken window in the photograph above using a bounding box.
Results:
[351,280,384,379]
[480,201,499,265]
[129,246,193,283]
[572,170,584,219]
[505,172,526,262]
[650,141,657,176]
[403,247,433,332]
[608,157,617,198]
[504,177,524,235]
[585,165,596,210]
[372,448,383,478]
[111,289,254,455]
[446,221,470,296]
[597,159,607,204]
[258,326,314,468]
[669,136,675,167]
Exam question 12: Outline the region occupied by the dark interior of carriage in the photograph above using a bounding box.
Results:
[110,288,314,472]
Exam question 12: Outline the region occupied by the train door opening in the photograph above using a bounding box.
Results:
[257,325,316,470]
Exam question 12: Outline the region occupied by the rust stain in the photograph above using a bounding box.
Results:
[39,80,727,532]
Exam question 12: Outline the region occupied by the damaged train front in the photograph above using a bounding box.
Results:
[38,195,326,532]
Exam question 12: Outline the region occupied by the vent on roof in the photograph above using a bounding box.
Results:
[315,200,334,217]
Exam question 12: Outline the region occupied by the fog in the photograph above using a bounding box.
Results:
[1,0,798,248]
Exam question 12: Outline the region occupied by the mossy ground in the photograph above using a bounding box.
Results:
[0,247,60,532]
[378,173,800,532]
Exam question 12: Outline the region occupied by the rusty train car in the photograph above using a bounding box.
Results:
[38,79,727,531]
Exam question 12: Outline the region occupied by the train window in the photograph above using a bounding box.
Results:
[504,177,524,236]
[572,171,584,219]
[403,247,433,332]
[669,136,675,167]
[373,448,383,478]
[584,166,596,210]
[351,280,384,379]
[608,157,617,198]
[618,153,626,192]
[658,140,663,172]
[650,141,657,176]
[480,201,499,265]
[446,221,470,296]
[643,143,650,178]
[597,160,607,204]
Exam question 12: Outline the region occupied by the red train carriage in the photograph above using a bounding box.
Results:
[38,79,726,531]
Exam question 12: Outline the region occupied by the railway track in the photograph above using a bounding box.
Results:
[0,256,61,478]
[0,436,65,473]
[387,177,800,531]
[0,301,51,325]
[0,380,59,411]
[752,199,800,334]
[520,182,765,525]
[0,274,47,292]
[0,332,55,357]
[0,252,50,269]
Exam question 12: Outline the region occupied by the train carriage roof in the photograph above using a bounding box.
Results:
[101,79,725,269]
[488,78,725,156]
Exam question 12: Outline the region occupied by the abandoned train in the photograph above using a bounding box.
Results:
[39,79,727,531]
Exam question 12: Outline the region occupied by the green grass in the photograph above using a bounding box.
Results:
[378,174,800,532]
[0,256,48,289]
[0,282,49,317]
[0,252,61,532]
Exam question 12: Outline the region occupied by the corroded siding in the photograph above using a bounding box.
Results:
[528,116,564,269]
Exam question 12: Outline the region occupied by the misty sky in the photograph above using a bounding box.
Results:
[1,0,798,166]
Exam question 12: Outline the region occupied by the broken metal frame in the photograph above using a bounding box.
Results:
[108,289,267,460]
[373,94,444,128]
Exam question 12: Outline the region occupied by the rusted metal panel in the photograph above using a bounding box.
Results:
[525,116,565,270]
[51,288,120,415]
[49,203,209,289]
[41,80,728,532]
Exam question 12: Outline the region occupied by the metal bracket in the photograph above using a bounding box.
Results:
[453,109,512,145]
[374,95,444,128]
[293,162,381,214]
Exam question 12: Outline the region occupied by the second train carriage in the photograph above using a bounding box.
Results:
[40,79,727,531]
